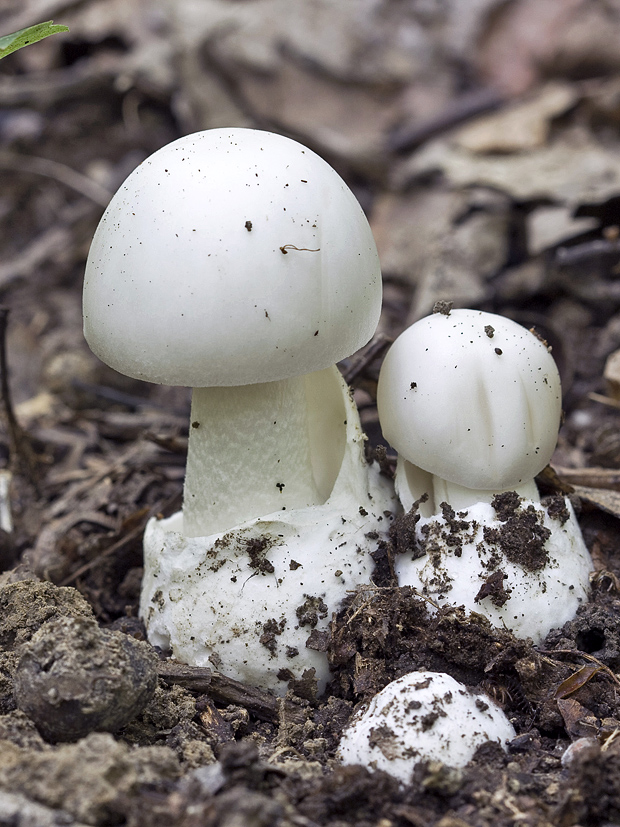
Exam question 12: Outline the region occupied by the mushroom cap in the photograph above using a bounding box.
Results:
[338,670,515,780]
[83,128,381,386]
[377,309,562,491]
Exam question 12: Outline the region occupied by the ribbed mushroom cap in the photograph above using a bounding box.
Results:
[377,309,562,491]
[83,128,381,387]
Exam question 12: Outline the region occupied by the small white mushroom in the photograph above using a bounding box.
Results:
[376,309,592,642]
[338,671,516,783]
[377,308,561,515]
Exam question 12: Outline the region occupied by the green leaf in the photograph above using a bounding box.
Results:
[0,21,69,60]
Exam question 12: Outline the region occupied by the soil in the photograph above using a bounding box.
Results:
[3,2,620,825]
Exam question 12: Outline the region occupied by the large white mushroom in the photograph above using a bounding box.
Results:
[376,308,592,642]
[83,128,396,691]
[84,127,382,538]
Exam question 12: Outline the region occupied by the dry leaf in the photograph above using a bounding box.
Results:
[554,665,602,700]
[604,350,620,401]
[475,0,586,95]
[234,58,401,163]
[371,188,507,319]
[401,133,620,208]
[454,83,577,154]
[557,697,599,740]
[527,206,598,256]
[572,485,620,519]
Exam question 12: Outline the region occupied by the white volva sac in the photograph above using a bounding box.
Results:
[395,498,591,643]
[83,127,393,691]
[339,671,516,783]
[377,309,592,641]
[141,368,396,692]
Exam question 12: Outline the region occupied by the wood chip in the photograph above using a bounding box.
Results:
[157,662,307,725]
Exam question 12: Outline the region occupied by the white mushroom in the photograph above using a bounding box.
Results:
[377,308,561,516]
[141,371,396,691]
[338,671,516,783]
[376,309,592,642]
[83,127,382,538]
[83,127,397,691]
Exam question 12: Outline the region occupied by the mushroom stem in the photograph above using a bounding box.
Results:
[396,457,540,516]
[431,474,540,513]
[183,376,322,537]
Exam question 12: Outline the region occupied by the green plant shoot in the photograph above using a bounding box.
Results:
[0,21,69,61]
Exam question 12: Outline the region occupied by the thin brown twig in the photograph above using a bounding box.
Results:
[59,489,182,586]
[60,521,144,587]
[0,200,95,289]
[47,441,146,519]
[555,238,620,267]
[0,309,21,458]
[342,333,392,385]
[554,464,620,491]
[387,87,505,153]
[588,392,620,410]
[0,152,112,207]
[0,307,40,486]
[538,649,620,690]
[0,61,114,107]
[70,378,165,411]
[156,661,307,725]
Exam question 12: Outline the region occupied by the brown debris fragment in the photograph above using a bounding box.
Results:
[474,570,512,607]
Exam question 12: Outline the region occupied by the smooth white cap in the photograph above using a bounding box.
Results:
[377,309,562,491]
[338,671,515,781]
[83,128,381,387]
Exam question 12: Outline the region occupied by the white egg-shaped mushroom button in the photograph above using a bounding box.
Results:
[377,308,561,514]
[338,671,516,783]
[83,128,382,537]
[376,308,592,643]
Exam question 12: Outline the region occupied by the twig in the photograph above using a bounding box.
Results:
[588,392,620,410]
[47,441,146,518]
[0,226,67,287]
[0,61,111,106]
[0,200,95,289]
[555,239,620,267]
[143,432,188,454]
[0,225,68,287]
[70,378,161,410]
[387,87,505,154]
[0,151,112,207]
[553,464,620,491]
[0,309,21,458]
[59,519,144,587]
[59,490,182,586]
[342,333,392,385]
[0,307,39,485]
[538,649,620,690]
[157,661,307,725]
[602,728,620,753]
